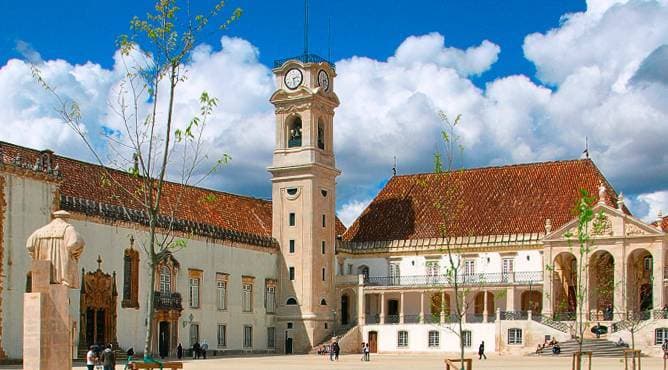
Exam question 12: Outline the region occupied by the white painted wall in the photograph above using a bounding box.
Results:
[1,173,280,359]
[362,323,496,353]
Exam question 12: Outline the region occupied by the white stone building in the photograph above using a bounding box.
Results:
[0,54,667,361]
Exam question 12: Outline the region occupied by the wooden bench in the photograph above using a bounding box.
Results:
[444,358,472,370]
[128,361,183,370]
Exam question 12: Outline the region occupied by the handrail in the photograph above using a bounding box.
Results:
[365,271,543,287]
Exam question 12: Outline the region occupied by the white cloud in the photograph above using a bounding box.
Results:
[337,198,372,227]
[2,0,668,226]
[636,191,668,222]
[391,32,500,76]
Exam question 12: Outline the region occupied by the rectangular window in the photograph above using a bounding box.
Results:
[426,261,439,284]
[397,330,408,348]
[289,212,295,226]
[322,214,326,227]
[462,330,472,347]
[216,273,228,310]
[217,324,227,347]
[289,267,295,281]
[464,260,475,275]
[321,241,326,255]
[389,263,400,285]
[428,330,439,347]
[267,327,276,349]
[242,283,253,312]
[243,326,253,348]
[502,258,514,282]
[656,328,668,345]
[508,328,523,345]
[190,323,200,347]
[322,268,326,281]
[188,270,202,309]
[347,264,353,275]
[289,240,295,253]
[265,285,276,313]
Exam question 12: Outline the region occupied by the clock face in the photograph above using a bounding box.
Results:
[318,70,330,91]
[284,68,303,90]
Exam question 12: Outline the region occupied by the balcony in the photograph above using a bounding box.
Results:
[153,291,183,311]
[364,271,543,288]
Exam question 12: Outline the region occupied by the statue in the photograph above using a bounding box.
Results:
[598,182,606,204]
[26,210,85,288]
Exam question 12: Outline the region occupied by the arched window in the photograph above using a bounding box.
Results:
[287,116,302,148]
[320,298,327,306]
[317,119,325,150]
[358,265,370,281]
[160,266,172,294]
[286,297,298,305]
[122,247,140,308]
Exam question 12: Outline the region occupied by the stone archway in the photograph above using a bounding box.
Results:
[473,291,494,315]
[78,258,118,355]
[521,290,543,313]
[627,248,653,313]
[552,252,577,318]
[589,250,614,318]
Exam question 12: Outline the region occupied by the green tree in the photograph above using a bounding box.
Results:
[33,0,241,357]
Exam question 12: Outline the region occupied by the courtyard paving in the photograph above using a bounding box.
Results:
[50,353,666,370]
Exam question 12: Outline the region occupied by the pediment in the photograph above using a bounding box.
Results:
[544,203,663,242]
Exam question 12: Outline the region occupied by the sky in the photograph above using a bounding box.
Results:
[0,0,667,227]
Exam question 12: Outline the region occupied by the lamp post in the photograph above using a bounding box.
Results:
[332,309,337,337]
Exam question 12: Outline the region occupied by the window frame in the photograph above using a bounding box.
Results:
[289,267,295,281]
[217,324,227,348]
[289,212,296,226]
[397,330,408,348]
[508,328,523,345]
[188,270,202,309]
[428,330,439,348]
[289,239,295,253]
[243,325,253,348]
[216,273,228,311]
[655,328,668,345]
[242,282,253,312]
[265,284,276,313]
[462,330,472,347]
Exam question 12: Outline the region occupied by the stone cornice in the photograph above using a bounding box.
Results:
[337,233,545,256]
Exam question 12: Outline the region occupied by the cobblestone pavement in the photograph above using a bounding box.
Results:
[65,353,668,370]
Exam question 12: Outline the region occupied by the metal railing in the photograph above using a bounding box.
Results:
[404,314,421,324]
[273,54,336,70]
[365,271,543,287]
[153,291,183,311]
[466,314,485,323]
[500,310,528,320]
[386,315,400,324]
[553,312,576,321]
[365,314,380,324]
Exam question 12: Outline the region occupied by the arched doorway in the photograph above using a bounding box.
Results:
[627,249,653,313]
[341,294,350,325]
[78,259,118,356]
[473,292,495,315]
[521,290,542,313]
[552,252,577,318]
[589,250,614,318]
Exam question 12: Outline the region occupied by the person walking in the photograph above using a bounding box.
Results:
[478,341,487,360]
[333,341,340,361]
[329,341,335,361]
[662,339,668,359]
[176,343,183,359]
[86,345,97,370]
[364,342,370,361]
[360,342,366,361]
[201,340,208,359]
[101,344,116,370]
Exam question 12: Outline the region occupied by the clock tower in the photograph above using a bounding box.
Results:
[269,56,340,354]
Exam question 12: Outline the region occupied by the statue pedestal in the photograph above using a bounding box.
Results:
[23,261,72,370]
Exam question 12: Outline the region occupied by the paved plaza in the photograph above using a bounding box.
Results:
[4,353,648,370]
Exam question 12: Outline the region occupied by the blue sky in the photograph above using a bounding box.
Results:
[1,0,667,226]
[1,0,584,85]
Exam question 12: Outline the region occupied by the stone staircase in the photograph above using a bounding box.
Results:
[309,322,360,354]
[532,314,572,333]
[532,339,632,358]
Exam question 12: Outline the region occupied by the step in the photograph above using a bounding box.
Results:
[531,339,636,358]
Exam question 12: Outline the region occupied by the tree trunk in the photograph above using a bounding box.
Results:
[143,219,158,357]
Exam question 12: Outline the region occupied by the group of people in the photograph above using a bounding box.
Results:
[535,337,560,355]
[85,344,116,370]
[360,342,370,361]
[190,340,209,360]
[329,341,341,361]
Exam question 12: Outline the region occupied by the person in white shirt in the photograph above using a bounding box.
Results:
[86,346,96,370]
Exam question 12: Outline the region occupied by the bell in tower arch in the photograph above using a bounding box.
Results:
[288,115,303,148]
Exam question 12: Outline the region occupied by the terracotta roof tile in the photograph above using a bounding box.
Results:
[343,159,623,243]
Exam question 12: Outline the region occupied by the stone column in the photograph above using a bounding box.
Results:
[613,242,625,320]
[379,292,385,324]
[358,275,366,325]
[440,291,446,324]
[399,292,405,324]
[653,243,664,310]
[507,287,516,311]
[483,290,489,323]
[542,246,553,317]
[419,292,425,324]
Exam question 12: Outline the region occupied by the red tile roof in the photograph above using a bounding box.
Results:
[343,159,624,243]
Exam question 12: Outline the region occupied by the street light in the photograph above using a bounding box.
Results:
[332,309,337,337]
